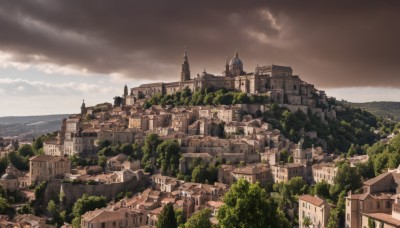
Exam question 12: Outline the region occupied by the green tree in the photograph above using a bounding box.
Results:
[287,176,308,196]
[157,203,177,228]
[0,197,14,217]
[33,137,43,153]
[191,165,208,183]
[312,181,331,200]
[18,144,34,157]
[132,142,143,160]
[330,162,362,198]
[175,208,186,226]
[17,204,33,214]
[218,179,289,228]
[121,143,134,156]
[236,92,250,104]
[98,155,107,169]
[0,157,8,174]
[8,151,29,171]
[347,144,356,157]
[279,150,289,163]
[142,133,162,166]
[303,216,313,227]
[327,207,340,228]
[184,208,212,228]
[71,194,107,227]
[97,140,111,150]
[156,140,181,176]
[47,199,59,218]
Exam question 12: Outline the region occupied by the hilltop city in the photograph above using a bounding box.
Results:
[0,51,399,228]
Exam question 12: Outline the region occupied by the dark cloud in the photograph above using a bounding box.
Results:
[0,0,399,88]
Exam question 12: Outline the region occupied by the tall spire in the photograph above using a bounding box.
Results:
[81,99,86,115]
[180,48,190,82]
[235,49,239,58]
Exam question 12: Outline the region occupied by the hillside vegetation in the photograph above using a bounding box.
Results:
[140,87,388,153]
[349,101,400,121]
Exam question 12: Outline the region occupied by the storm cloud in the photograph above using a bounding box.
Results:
[0,0,399,88]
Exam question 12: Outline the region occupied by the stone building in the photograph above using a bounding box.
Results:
[29,155,71,185]
[312,162,338,185]
[0,164,19,191]
[361,196,400,228]
[299,194,332,228]
[81,207,147,228]
[271,163,305,183]
[131,50,326,107]
[345,167,400,228]
[231,163,273,187]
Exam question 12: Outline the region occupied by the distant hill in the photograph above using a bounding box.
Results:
[0,114,70,139]
[348,102,400,121]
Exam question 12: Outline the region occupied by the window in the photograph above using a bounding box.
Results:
[386,201,390,208]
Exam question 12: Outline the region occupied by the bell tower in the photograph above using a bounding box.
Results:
[180,50,190,81]
[81,99,86,115]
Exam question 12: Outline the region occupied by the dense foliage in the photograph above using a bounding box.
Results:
[184,208,212,228]
[177,157,218,184]
[96,141,143,160]
[272,176,309,226]
[264,100,379,152]
[0,197,15,217]
[366,133,400,175]
[145,87,268,108]
[157,140,181,176]
[142,133,163,172]
[349,101,400,121]
[157,203,177,228]
[218,179,289,228]
[71,194,107,228]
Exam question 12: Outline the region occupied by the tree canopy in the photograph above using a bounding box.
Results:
[184,208,212,228]
[218,179,289,228]
[157,203,177,228]
[156,140,181,176]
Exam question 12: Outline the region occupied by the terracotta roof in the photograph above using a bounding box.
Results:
[233,165,269,175]
[364,171,392,186]
[346,193,368,200]
[149,207,163,215]
[206,201,224,209]
[299,195,325,206]
[29,154,68,162]
[362,212,400,226]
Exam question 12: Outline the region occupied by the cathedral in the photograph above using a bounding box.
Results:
[129,51,327,107]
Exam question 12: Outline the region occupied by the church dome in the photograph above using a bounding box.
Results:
[1,173,16,180]
[229,51,243,67]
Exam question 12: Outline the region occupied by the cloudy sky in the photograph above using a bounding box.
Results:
[0,0,399,116]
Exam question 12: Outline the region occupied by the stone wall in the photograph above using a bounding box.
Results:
[60,172,150,208]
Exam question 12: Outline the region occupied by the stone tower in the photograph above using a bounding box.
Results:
[180,50,190,81]
[224,57,230,77]
[123,85,128,106]
[123,85,128,98]
[80,99,86,115]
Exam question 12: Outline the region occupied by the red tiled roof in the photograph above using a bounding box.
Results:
[362,212,400,226]
[299,194,324,206]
